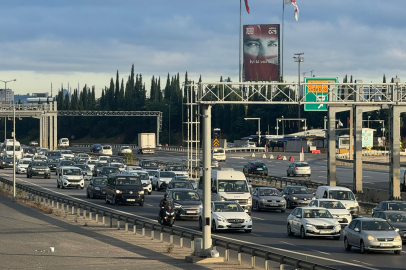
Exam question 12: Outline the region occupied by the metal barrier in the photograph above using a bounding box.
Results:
[0,177,338,270]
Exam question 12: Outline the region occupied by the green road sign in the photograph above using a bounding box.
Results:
[304,77,338,111]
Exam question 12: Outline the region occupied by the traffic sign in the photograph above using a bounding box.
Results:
[304,77,338,111]
[213,138,219,147]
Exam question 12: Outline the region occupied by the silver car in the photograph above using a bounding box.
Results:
[251,187,286,212]
[343,218,402,254]
[287,162,311,177]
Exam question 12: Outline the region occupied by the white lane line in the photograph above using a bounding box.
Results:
[279,241,331,255]
[251,233,262,237]
[251,217,265,221]
[352,260,374,266]
[318,176,325,178]
[145,204,153,207]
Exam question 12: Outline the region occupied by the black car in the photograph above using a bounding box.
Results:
[139,160,160,170]
[243,161,268,176]
[105,173,144,206]
[46,150,62,159]
[372,210,406,241]
[86,177,108,199]
[99,166,120,177]
[47,158,60,171]
[0,155,16,169]
[93,162,105,176]
[91,144,102,153]
[372,201,406,214]
[56,160,75,175]
[27,161,51,179]
[166,180,194,191]
[281,185,316,209]
[166,188,202,220]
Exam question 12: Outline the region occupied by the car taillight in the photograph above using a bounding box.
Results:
[251,166,256,168]
[295,168,298,170]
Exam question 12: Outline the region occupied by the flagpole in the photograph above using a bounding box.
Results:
[282,0,285,81]
[239,0,242,84]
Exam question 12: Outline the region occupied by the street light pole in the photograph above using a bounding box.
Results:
[244,118,261,146]
[294,53,304,132]
[12,105,16,201]
[368,116,371,128]
[1,79,17,140]
[166,104,171,146]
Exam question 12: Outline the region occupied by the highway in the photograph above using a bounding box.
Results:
[2,149,404,270]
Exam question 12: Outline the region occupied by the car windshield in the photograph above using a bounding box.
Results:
[103,168,119,173]
[20,160,31,164]
[160,172,176,178]
[143,161,158,167]
[329,190,355,201]
[128,172,149,180]
[93,178,107,185]
[48,152,61,156]
[172,182,192,189]
[385,213,406,223]
[303,209,333,218]
[319,201,346,209]
[76,165,90,170]
[111,163,124,168]
[61,150,73,154]
[99,157,109,161]
[253,162,265,167]
[115,177,141,185]
[109,158,123,163]
[166,165,185,171]
[87,160,97,165]
[48,158,60,163]
[6,146,21,151]
[96,163,104,167]
[214,203,244,212]
[147,171,157,176]
[63,169,81,175]
[213,149,225,154]
[60,161,74,166]
[295,163,309,167]
[288,187,312,194]
[33,162,46,167]
[172,191,200,201]
[103,146,111,149]
[362,220,393,231]
[218,180,249,193]
[121,146,130,150]
[259,189,280,196]
[386,202,406,211]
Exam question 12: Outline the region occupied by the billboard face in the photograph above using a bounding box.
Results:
[243,24,280,82]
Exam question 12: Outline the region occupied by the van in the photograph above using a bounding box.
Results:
[315,186,359,216]
[198,169,252,214]
[58,138,69,148]
[105,173,145,206]
[3,139,23,159]
[212,148,226,162]
[57,166,84,189]
[101,145,113,155]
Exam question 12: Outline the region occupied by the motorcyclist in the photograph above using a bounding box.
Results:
[159,194,174,219]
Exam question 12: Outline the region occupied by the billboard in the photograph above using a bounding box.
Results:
[243,24,280,82]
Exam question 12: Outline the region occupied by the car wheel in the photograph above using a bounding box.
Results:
[148,191,152,195]
[105,195,110,204]
[300,226,307,239]
[87,191,90,198]
[48,176,51,179]
[139,202,144,206]
[360,241,367,254]
[91,192,95,199]
[394,250,401,255]
[333,235,340,240]
[57,181,60,188]
[245,229,252,233]
[112,196,117,205]
[287,223,294,236]
[287,200,292,209]
[211,220,217,232]
[199,217,203,230]
[286,171,289,176]
[26,174,29,178]
[281,208,286,213]
[80,187,84,190]
[344,237,352,251]
[256,202,261,212]
[61,184,65,189]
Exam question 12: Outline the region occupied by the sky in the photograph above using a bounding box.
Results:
[1,0,405,97]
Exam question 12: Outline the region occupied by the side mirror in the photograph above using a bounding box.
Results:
[354,228,360,232]
[296,215,302,218]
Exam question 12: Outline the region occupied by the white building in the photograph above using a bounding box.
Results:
[0,89,14,103]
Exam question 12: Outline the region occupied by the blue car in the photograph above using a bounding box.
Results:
[243,161,268,176]
[91,144,102,153]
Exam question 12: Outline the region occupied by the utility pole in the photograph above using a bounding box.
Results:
[294,53,304,132]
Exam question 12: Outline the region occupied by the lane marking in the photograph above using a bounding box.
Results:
[279,241,331,255]
[352,260,374,266]
[145,204,153,207]
[251,217,265,221]
[251,233,262,237]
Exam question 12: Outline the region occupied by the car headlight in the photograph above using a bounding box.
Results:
[248,197,252,204]
[367,235,377,241]
[32,168,37,170]
[94,187,100,191]
[260,198,266,203]
[292,196,298,200]
[312,197,316,200]
[333,214,340,218]
[245,216,252,223]
[115,190,122,194]
[217,216,227,222]
[306,223,316,228]
[335,225,341,231]
[394,235,401,241]
[138,190,144,194]
[174,203,181,208]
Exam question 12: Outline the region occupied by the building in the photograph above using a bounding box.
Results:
[0,89,14,103]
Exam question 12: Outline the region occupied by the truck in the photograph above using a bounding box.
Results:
[137,133,156,154]
[3,139,23,159]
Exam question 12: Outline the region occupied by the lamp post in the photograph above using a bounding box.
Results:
[1,79,17,140]
[244,118,261,146]
[12,105,16,201]
[166,104,171,146]
[294,53,304,131]
[368,115,371,128]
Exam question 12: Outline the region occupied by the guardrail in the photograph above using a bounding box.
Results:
[0,177,338,270]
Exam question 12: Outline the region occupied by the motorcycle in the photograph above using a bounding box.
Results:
[158,205,175,227]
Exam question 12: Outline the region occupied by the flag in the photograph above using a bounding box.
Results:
[244,0,250,14]
[339,119,344,127]
[285,0,299,21]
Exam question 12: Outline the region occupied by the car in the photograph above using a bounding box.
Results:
[152,171,176,191]
[316,186,360,216]
[47,157,60,172]
[251,187,286,212]
[26,161,51,179]
[372,201,406,214]
[308,199,352,226]
[243,161,268,176]
[74,164,93,180]
[57,166,84,189]
[126,170,152,195]
[46,150,62,159]
[166,188,202,220]
[86,176,108,199]
[372,210,406,241]
[0,155,16,169]
[32,155,47,162]
[29,141,38,146]
[287,162,311,177]
[343,218,402,254]
[90,144,102,153]
[107,157,125,164]
[100,145,113,155]
[199,158,220,169]
[98,156,110,164]
[99,166,120,177]
[104,173,145,206]
[281,186,315,209]
[23,153,34,159]
[199,201,252,233]
[75,157,87,164]
[139,160,160,170]
[92,162,105,176]
[58,138,69,148]
[86,159,98,171]
[118,146,132,156]
[60,149,75,160]
[166,180,194,191]
[164,164,188,177]
[108,162,126,172]
[212,148,226,162]
[75,153,89,163]
[127,165,143,170]
[287,206,341,240]
[16,158,32,174]
[56,160,76,175]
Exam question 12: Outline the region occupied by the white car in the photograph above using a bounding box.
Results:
[126,169,152,195]
[118,146,132,156]
[16,158,32,174]
[98,156,110,164]
[199,201,252,233]
[32,155,47,162]
[127,165,143,170]
[60,150,75,160]
[57,166,84,189]
[287,206,341,240]
[308,199,353,226]
[152,171,176,191]
[164,164,188,177]
[287,162,311,177]
[100,145,113,155]
[86,159,97,171]
[109,162,126,172]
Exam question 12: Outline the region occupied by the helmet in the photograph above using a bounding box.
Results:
[164,194,168,200]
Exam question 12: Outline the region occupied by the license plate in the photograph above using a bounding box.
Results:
[127,199,136,202]
[380,243,392,247]
[38,172,44,174]
[186,211,197,214]
[257,168,263,170]
[319,230,332,234]
[270,204,278,206]
[230,224,241,227]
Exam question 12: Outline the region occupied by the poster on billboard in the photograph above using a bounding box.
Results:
[243,24,280,82]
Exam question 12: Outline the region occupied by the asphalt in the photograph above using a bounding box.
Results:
[0,190,269,270]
